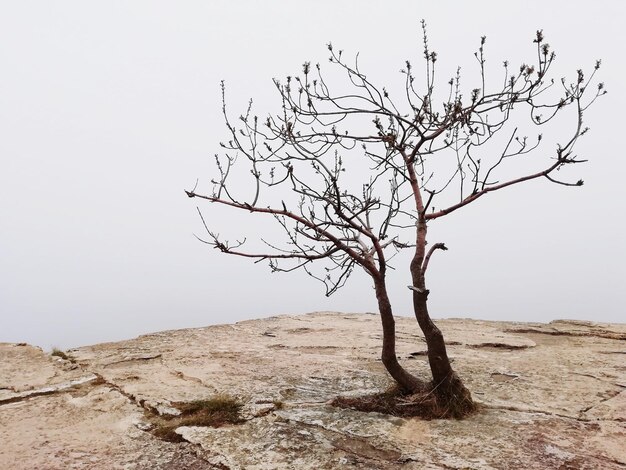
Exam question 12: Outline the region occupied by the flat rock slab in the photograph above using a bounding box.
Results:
[1,312,624,469]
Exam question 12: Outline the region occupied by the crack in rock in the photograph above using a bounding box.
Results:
[572,372,626,390]
[166,367,215,391]
[0,375,100,406]
[89,372,171,417]
[102,353,163,368]
[470,342,534,350]
[482,402,625,423]
[504,327,626,341]
[580,391,619,413]
[331,435,402,463]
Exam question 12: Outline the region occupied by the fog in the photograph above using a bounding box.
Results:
[1,1,624,350]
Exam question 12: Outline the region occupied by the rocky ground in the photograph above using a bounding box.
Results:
[1,312,625,469]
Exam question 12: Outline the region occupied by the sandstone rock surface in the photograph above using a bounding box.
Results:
[1,312,624,469]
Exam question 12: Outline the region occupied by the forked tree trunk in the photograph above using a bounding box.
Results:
[373,276,426,393]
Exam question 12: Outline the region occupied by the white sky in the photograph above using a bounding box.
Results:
[1,1,624,350]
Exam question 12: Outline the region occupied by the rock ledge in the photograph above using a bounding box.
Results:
[1,312,624,469]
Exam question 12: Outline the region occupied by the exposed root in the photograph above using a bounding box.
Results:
[331,382,476,420]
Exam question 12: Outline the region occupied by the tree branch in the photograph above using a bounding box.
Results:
[421,242,448,277]
[186,190,376,274]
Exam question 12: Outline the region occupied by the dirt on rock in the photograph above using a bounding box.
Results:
[1,312,624,469]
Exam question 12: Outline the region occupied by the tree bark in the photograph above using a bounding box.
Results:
[410,286,455,385]
[373,276,426,393]
[410,220,475,415]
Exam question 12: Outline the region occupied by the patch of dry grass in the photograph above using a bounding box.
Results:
[51,347,69,360]
[150,395,243,442]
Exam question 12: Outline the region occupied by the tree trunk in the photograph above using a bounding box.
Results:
[410,220,475,417]
[373,276,426,393]
[411,287,474,416]
[409,286,453,384]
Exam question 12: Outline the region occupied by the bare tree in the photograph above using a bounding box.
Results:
[186,24,604,418]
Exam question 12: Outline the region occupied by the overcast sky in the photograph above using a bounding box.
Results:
[1,1,624,350]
